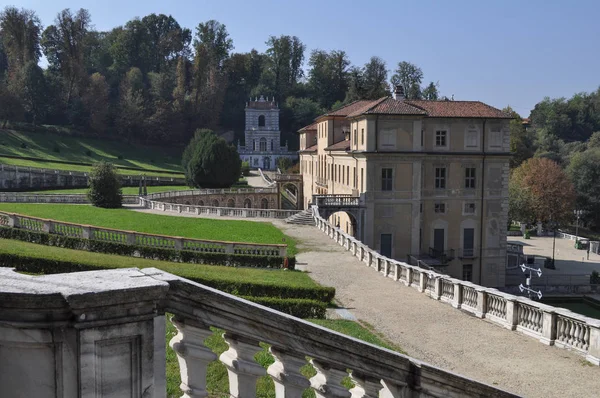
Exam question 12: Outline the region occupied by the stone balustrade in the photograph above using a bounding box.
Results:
[0,192,139,204]
[0,211,286,257]
[145,187,277,200]
[0,267,519,397]
[311,207,600,365]
[140,197,299,220]
[556,230,600,255]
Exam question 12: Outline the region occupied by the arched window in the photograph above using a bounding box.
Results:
[227,199,235,207]
[258,115,265,127]
[212,199,219,207]
[198,200,204,206]
[261,198,269,209]
[244,198,252,208]
[259,137,267,152]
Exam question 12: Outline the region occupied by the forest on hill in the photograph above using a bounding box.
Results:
[0,7,441,148]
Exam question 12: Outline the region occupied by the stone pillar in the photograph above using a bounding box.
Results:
[475,288,486,318]
[267,348,310,398]
[404,268,412,287]
[586,320,600,365]
[170,317,218,398]
[418,271,426,292]
[539,309,557,346]
[42,221,53,234]
[220,334,266,398]
[452,283,462,309]
[349,372,382,398]
[505,297,519,330]
[309,360,351,398]
[433,277,442,300]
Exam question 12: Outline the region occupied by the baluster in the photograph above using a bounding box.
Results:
[565,321,573,345]
[169,317,217,398]
[220,333,265,398]
[267,347,310,398]
[349,372,381,398]
[309,360,351,398]
[583,326,590,349]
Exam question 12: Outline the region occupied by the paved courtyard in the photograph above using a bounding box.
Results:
[508,235,600,275]
[131,203,600,397]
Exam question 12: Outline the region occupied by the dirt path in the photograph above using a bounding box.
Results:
[127,205,599,397]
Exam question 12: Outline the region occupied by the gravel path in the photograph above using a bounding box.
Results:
[276,222,600,398]
[127,205,599,397]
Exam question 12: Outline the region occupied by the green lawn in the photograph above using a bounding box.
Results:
[0,128,183,172]
[165,317,401,398]
[0,238,311,288]
[0,156,185,178]
[0,204,296,254]
[30,185,191,195]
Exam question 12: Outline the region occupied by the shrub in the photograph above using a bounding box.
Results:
[243,296,326,318]
[277,157,294,172]
[53,145,60,153]
[85,149,93,156]
[87,162,122,208]
[117,154,124,160]
[20,142,27,149]
[182,129,241,188]
[241,161,251,176]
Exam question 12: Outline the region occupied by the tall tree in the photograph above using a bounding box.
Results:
[41,8,92,107]
[17,61,48,124]
[263,35,305,99]
[390,61,423,99]
[142,14,191,73]
[0,7,42,79]
[503,106,536,168]
[568,148,600,229]
[307,49,350,108]
[511,157,576,225]
[362,56,389,99]
[117,67,145,139]
[83,72,109,134]
[194,20,232,69]
[422,81,439,100]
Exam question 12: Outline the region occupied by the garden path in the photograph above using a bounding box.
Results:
[128,206,600,397]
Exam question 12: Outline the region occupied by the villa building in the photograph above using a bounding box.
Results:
[238,96,297,170]
[298,87,512,287]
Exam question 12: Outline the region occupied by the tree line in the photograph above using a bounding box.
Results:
[508,88,600,231]
[0,6,441,146]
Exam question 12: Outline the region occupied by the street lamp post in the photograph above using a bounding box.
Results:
[574,209,583,246]
[551,217,557,269]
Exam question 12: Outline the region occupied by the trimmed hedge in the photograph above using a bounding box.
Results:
[0,227,296,270]
[243,296,326,319]
[0,252,335,303]
[1,253,327,318]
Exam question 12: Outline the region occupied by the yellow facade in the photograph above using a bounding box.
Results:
[299,98,511,288]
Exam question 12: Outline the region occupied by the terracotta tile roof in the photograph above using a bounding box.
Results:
[325,139,351,151]
[298,122,318,132]
[319,100,376,118]
[300,144,318,152]
[347,97,426,117]
[405,100,512,119]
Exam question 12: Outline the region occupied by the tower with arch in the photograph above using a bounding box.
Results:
[238,95,297,170]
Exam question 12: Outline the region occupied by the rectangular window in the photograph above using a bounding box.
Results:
[354,129,357,146]
[347,166,350,185]
[435,130,447,147]
[434,203,446,214]
[465,167,476,189]
[380,234,392,257]
[463,228,475,256]
[361,128,365,145]
[462,264,473,282]
[381,168,393,191]
[435,167,446,189]
[490,130,503,148]
[465,129,478,148]
[464,202,476,215]
[361,168,364,191]
[380,129,396,148]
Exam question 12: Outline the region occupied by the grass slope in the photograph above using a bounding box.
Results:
[30,186,192,195]
[165,316,402,398]
[0,204,296,254]
[0,128,183,174]
[0,238,312,288]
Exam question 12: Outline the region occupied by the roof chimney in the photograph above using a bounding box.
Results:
[394,85,405,100]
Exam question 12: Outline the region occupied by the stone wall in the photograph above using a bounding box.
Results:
[166,191,279,209]
[0,164,185,190]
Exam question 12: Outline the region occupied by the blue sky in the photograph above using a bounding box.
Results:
[15,0,600,116]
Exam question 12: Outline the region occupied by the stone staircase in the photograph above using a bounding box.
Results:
[285,209,315,225]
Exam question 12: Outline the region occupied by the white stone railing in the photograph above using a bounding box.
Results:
[0,192,139,204]
[0,211,287,256]
[556,230,600,255]
[314,194,360,207]
[145,187,277,201]
[0,267,518,397]
[140,197,299,220]
[312,208,600,365]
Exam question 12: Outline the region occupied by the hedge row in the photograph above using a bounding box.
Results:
[242,296,326,319]
[0,227,296,269]
[0,252,335,303]
[1,253,326,318]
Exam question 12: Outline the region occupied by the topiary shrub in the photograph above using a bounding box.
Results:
[182,129,241,188]
[87,162,122,208]
[241,161,251,176]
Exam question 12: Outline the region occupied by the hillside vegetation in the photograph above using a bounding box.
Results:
[0,127,183,175]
